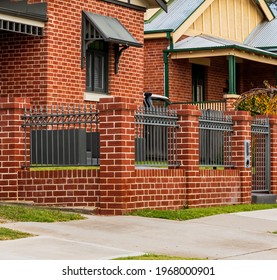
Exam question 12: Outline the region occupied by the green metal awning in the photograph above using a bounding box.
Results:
[81,11,142,70]
[83,11,142,47]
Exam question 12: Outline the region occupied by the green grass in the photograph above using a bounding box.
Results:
[113,254,204,260]
[0,204,85,223]
[0,227,34,240]
[30,166,99,171]
[128,204,277,221]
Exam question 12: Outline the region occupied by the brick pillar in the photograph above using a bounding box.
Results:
[98,97,136,215]
[231,111,252,204]
[175,104,201,207]
[269,115,277,195]
[0,98,29,201]
[223,94,240,111]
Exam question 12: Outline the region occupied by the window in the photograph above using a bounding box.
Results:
[192,64,205,102]
[82,11,141,97]
[86,41,108,93]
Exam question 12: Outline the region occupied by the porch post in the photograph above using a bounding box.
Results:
[228,55,236,94]
[163,51,169,99]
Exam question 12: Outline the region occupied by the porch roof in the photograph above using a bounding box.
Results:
[0,0,47,36]
[169,34,277,66]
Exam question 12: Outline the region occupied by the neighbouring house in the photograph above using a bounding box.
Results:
[144,0,277,107]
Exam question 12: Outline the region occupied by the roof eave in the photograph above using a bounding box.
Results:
[0,7,47,22]
[166,44,277,59]
[144,29,173,34]
[256,0,275,21]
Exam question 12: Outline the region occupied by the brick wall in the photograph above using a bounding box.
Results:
[144,38,169,96]
[1,96,275,213]
[0,32,48,105]
[132,169,186,210]
[169,59,192,102]
[206,57,229,99]
[18,169,100,207]
[242,61,276,91]
[186,169,241,207]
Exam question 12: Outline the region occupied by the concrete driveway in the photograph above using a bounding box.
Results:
[1,209,277,260]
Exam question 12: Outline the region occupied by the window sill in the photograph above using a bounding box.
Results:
[84,92,110,102]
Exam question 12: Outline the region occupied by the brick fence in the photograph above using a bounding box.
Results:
[0,96,275,214]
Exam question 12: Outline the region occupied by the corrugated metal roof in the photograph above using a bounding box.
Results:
[174,35,224,49]
[245,19,277,49]
[269,3,277,16]
[84,11,141,47]
[144,0,204,32]
[173,34,277,58]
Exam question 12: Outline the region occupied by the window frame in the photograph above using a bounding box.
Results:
[192,64,205,102]
[86,41,109,94]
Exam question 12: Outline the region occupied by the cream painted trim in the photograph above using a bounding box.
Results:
[183,28,201,37]
[223,94,240,99]
[171,49,236,59]
[84,92,110,102]
[258,0,274,21]
[172,0,215,43]
[0,13,45,27]
[144,32,168,39]
[144,8,159,20]
[171,49,277,66]
[189,57,211,66]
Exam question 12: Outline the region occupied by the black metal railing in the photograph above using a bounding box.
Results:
[135,106,179,168]
[22,104,99,167]
[199,110,233,167]
[251,117,270,192]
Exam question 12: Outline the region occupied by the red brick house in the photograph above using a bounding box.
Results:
[144,0,277,106]
[0,0,167,105]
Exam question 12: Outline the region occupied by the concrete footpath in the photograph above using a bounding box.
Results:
[1,209,277,260]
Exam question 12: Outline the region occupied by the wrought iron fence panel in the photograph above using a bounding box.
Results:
[135,106,179,168]
[251,117,270,192]
[199,110,233,167]
[22,104,99,167]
